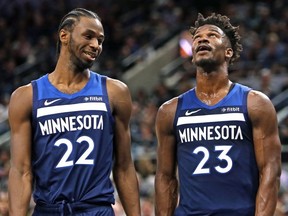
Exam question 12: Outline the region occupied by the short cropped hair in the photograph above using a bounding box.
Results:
[189,13,242,64]
[56,8,101,55]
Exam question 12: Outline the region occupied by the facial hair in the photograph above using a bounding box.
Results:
[68,36,94,71]
[195,57,219,68]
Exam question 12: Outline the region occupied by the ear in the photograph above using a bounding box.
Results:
[225,47,233,58]
[59,29,69,46]
[191,55,195,64]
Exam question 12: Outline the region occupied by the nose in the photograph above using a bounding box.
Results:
[198,35,209,43]
[90,38,100,51]
[192,35,208,49]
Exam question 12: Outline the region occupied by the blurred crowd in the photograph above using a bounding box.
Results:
[0,0,288,215]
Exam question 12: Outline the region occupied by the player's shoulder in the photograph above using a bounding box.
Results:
[106,77,129,93]
[9,83,33,113]
[247,89,273,106]
[159,96,178,112]
[247,89,276,120]
[10,83,33,101]
[105,77,132,110]
[157,96,179,121]
[158,87,193,114]
[232,82,273,109]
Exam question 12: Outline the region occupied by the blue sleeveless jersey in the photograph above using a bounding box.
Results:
[31,71,115,205]
[173,83,259,216]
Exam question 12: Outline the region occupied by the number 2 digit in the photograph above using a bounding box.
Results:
[193,145,232,175]
[54,136,95,168]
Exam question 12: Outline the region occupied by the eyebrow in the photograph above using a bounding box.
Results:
[194,28,223,35]
[84,29,105,39]
[194,29,226,40]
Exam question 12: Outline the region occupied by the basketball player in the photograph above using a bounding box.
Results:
[8,8,141,215]
[155,13,282,216]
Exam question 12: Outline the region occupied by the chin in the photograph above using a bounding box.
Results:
[195,58,216,67]
[83,58,95,67]
[75,61,94,71]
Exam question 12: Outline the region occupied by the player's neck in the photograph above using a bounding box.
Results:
[53,58,90,82]
[197,67,229,87]
[195,71,232,105]
[49,62,90,94]
[54,50,91,76]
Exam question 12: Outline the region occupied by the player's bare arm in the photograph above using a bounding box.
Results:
[8,84,33,215]
[155,98,178,216]
[247,90,282,216]
[107,78,141,216]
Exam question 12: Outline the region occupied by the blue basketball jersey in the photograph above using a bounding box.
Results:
[173,83,259,216]
[31,71,115,206]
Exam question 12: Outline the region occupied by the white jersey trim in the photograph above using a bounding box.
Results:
[177,113,245,126]
[37,102,107,117]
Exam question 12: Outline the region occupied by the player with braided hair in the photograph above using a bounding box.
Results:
[8,8,140,216]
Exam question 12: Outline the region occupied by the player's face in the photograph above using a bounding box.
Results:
[68,17,105,70]
[191,24,231,68]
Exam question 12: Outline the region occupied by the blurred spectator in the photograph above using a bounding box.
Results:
[141,196,155,216]
[258,32,287,69]
[280,116,288,145]
[135,156,155,197]
[275,168,288,216]
[0,148,10,216]
[112,199,125,216]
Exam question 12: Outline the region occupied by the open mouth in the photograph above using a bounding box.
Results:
[84,51,97,60]
[196,45,211,53]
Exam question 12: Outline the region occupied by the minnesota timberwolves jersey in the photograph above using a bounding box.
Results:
[31,71,115,205]
[174,83,259,216]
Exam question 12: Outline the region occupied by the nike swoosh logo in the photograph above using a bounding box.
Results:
[185,109,201,116]
[44,99,61,106]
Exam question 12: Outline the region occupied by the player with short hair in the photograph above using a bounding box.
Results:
[155,13,282,216]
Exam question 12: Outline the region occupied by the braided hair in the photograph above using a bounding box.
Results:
[56,8,101,56]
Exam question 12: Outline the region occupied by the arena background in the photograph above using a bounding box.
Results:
[0,0,287,215]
